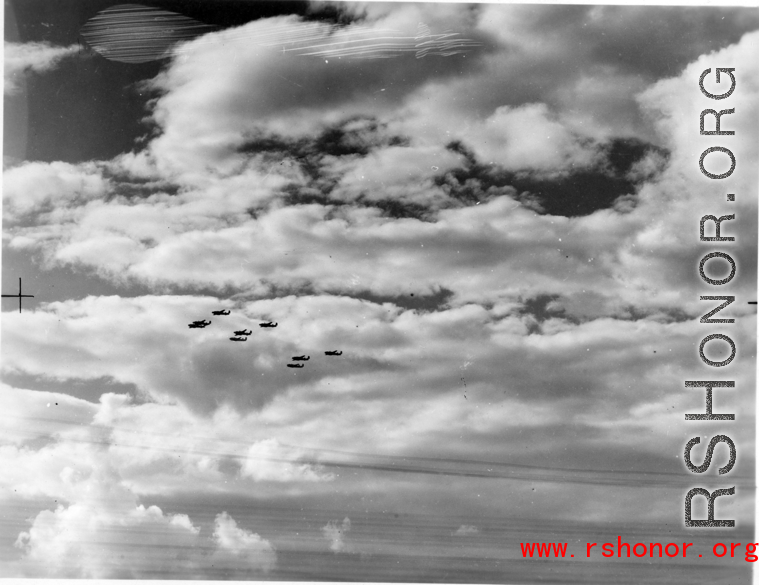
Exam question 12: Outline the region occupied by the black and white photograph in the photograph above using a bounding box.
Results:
[2,0,757,582]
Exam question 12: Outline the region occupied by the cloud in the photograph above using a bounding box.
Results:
[4,42,78,94]
[211,512,277,576]
[322,517,351,553]
[3,9,758,579]
[6,29,754,318]
[12,460,202,578]
[241,438,334,482]
[14,497,275,578]
[6,402,276,579]
[459,103,601,174]
[15,501,201,578]
[1,383,97,447]
[454,524,479,536]
[5,20,754,322]
[2,161,110,222]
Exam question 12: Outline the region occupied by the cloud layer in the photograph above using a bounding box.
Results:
[2,3,757,581]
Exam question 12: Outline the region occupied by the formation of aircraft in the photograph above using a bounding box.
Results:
[287,350,344,368]
[185,311,344,367]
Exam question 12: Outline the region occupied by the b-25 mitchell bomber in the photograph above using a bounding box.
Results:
[188,320,211,328]
[324,350,342,356]
[259,322,278,328]
[234,329,252,336]
[287,363,304,368]
[291,355,310,361]
[229,336,247,342]
[212,310,231,316]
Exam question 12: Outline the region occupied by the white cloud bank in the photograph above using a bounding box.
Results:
[12,465,275,578]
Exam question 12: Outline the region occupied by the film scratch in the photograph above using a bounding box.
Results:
[2,1,757,583]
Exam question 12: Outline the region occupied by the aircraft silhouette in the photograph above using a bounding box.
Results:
[259,322,278,328]
[291,355,310,361]
[325,350,342,356]
[229,336,247,342]
[188,320,211,328]
[287,363,304,368]
[212,310,230,316]
[234,329,252,336]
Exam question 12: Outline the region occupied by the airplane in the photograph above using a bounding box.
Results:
[234,329,252,336]
[325,350,343,356]
[229,336,247,342]
[188,320,211,328]
[291,355,310,361]
[212,310,231,316]
[259,322,278,328]
[287,363,304,368]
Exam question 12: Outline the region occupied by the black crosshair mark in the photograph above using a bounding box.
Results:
[2,278,35,313]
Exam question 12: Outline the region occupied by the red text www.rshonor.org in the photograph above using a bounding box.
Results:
[519,538,759,561]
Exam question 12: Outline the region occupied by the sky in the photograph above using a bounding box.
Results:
[2,1,758,582]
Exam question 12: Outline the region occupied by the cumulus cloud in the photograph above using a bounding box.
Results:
[11,450,201,579]
[322,517,351,553]
[4,41,78,94]
[5,27,756,319]
[454,524,479,536]
[6,409,275,580]
[211,512,277,576]
[3,6,758,580]
[15,496,274,578]
[460,103,601,174]
[14,495,201,578]
[2,161,110,221]
[241,439,334,482]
